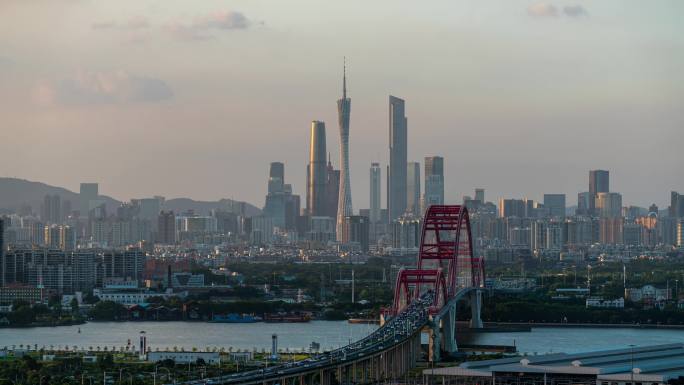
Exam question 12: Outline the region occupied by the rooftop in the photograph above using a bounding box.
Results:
[425,344,684,383]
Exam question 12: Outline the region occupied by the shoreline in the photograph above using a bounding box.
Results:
[482,321,684,330]
[3,319,684,330]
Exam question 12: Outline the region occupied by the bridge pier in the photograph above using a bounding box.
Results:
[428,316,442,362]
[469,289,484,329]
[443,302,458,355]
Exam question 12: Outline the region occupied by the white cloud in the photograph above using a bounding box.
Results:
[34,70,173,105]
[528,3,589,19]
[528,3,558,17]
[165,11,253,41]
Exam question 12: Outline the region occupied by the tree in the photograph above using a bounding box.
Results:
[8,305,36,325]
[89,301,127,321]
[70,298,79,314]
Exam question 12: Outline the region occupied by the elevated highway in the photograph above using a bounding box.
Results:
[178,205,485,385]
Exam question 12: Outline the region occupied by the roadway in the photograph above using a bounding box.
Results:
[176,292,435,385]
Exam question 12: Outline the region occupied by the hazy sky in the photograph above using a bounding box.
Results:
[1,0,682,209]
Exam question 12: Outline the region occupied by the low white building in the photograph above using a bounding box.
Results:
[147,351,220,364]
[625,285,671,302]
[586,297,624,309]
[93,288,186,306]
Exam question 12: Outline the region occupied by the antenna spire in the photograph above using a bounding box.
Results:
[343,56,347,99]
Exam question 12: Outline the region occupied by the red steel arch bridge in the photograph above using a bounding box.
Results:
[179,205,486,385]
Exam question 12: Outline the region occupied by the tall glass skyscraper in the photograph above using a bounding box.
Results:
[589,169,609,215]
[388,95,407,222]
[307,121,327,216]
[370,162,381,223]
[424,156,444,209]
[336,60,353,242]
[407,161,421,216]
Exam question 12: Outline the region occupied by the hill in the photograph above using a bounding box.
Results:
[163,197,261,217]
[0,177,120,214]
[0,177,260,217]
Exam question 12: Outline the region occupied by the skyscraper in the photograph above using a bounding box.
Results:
[264,162,301,230]
[336,60,353,242]
[589,170,610,196]
[79,183,99,217]
[475,188,485,203]
[388,96,407,222]
[370,163,381,223]
[589,170,609,215]
[0,218,4,275]
[268,162,285,194]
[42,194,61,224]
[157,211,176,244]
[307,121,327,217]
[424,156,444,209]
[407,162,421,216]
[577,192,591,215]
[595,192,622,218]
[326,158,340,219]
[671,191,684,218]
[543,194,566,218]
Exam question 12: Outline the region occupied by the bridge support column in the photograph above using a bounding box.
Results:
[429,317,441,362]
[469,289,484,329]
[443,302,458,355]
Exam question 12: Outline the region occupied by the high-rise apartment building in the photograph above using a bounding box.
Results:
[499,199,526,218]
[595,192,622,218]
[543,194,566,218]
[79,183,99,217]
[157,211,176,244]
[59,225,75,250]
[407,162,421,216]
[45,225,61,248]
[340,215,369,251]
[671,191,684,218]
[132,198,162,223]
[336,61,353,242]
[370,163,381,223]
[388,96,407,222]
[475,188,485,203]
[42,194,61,224]
[599,217,624,244]
[577,192,591,215]
[99,248,145,284]
[424,156,444,209]
[307,121,328,217]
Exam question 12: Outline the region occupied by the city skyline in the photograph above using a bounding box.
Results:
[1,2,684,381]
[1,1,682,209]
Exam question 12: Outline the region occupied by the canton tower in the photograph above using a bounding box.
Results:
[336,58,353,242]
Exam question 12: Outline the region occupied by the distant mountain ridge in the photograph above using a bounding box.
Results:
[0,177,260,217]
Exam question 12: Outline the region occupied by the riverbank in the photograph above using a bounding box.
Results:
[0,319,85,329]
[486,321,684,330]
[3,318,684,330]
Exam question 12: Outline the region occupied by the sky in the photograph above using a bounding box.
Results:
[0,0,682,209]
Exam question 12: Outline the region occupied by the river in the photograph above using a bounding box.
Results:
[1,321,683,354]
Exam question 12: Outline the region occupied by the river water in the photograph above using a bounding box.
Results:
[1,321,682,354]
